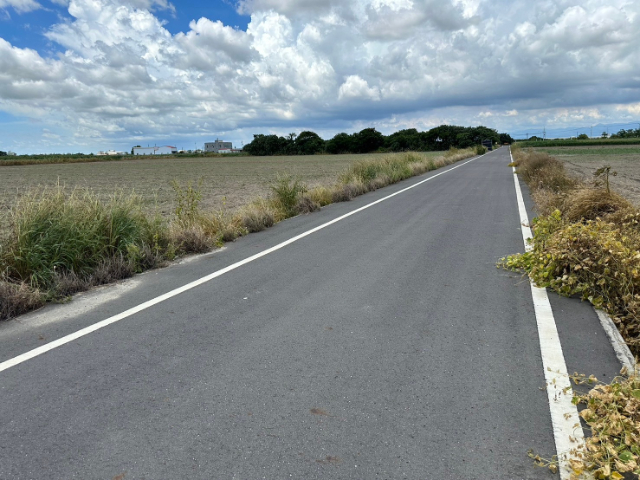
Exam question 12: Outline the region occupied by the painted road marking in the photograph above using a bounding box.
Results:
[0,154,483,374]
[511,148,584,480]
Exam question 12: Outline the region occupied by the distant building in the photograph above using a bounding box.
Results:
[218,148,244,154]
[204,139,233,153]
[97,150,125,156]
[133,146,177,155]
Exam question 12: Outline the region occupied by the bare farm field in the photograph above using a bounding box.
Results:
[0,152,441,235]
[536,145,640,206]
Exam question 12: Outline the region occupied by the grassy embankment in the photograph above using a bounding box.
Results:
[504,144,640,479]
[0,148,474,321]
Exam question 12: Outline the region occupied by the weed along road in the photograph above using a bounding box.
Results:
[0,148,626,479]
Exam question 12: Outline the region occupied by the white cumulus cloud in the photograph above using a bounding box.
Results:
[0,0,639,152]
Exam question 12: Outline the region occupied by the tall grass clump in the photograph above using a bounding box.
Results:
[169,180,246,251]
[474,145,487,155]
[237,199,276,233]
[269,174,308,219]
[1,187,168,294]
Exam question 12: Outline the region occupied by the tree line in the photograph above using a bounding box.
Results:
[243,125,513,156]
[607,127,640,139]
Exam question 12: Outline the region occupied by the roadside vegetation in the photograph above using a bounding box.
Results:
[504,144,640,356]
[570,371,640,479]
[503,144,640,479]
[516,138,640,148]
[0,148,475,321]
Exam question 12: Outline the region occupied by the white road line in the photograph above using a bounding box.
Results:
[510,148,584,479]
[0,154,482,374]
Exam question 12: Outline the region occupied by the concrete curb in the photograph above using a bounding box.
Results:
[594,307,638,372]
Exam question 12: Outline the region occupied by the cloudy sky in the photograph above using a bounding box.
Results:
[0,0,639,154]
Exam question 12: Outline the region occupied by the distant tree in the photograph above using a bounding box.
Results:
[325,132,354,154]
[601,132,609,139]
[294,131,325,155]
[423,125,460,150]
[384,129,425,151]
[499,133,514,144]
[470,126,500,146]
[352,128,385,153]
[244,134,286,156]
[577,133,589,140]
[0,151,6,156]
[611,128,638,139]
[455,131,475,148]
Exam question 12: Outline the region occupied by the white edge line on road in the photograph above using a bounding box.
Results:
[593,309,637,372]
[510,147,584,480]
[0,154,483,374]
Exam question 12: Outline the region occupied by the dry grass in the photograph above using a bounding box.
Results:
[0,153,416,235]
[237,199,277,233]
[0,280,45,319]
[513,149,578,193]
[564,189,632,223]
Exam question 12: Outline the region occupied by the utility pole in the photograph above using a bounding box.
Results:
[543,127,546,140]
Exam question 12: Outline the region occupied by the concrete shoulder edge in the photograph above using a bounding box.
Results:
[593,307,638,372]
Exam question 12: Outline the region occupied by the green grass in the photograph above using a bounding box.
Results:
[536,147,640,157]
[517,138,640,148]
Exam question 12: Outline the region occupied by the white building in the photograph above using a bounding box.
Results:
[133,146,177,155]
[204,139,233,153]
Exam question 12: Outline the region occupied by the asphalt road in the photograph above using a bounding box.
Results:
[0,147,624,479]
